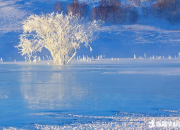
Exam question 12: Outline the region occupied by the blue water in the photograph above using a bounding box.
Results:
[0,62,180,129]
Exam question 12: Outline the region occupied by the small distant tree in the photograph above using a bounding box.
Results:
[16,12,100,65]
[91,0,119,22]
[66,0,89,17]
[142,7,149,18]
[127,5,138,23]
[54,2,62,12]
[90,0,140,24]
[150,0,180,24]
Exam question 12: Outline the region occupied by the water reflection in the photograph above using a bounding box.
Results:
[20,66,89,109]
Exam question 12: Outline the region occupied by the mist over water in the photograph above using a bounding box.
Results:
[1,61,180,129]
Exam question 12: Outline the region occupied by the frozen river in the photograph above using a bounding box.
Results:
[1,59,180,129]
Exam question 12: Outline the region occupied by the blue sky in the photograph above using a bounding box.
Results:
[0,0,180,61]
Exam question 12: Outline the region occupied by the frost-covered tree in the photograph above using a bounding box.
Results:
[16,12,100,65]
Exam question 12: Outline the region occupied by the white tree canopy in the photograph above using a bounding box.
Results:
[16,12,100,65]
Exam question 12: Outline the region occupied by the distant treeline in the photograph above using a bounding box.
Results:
[90,0,139,24]
[54,0,89,17]
[151,0,180,24]
[54,0,138,24]
[54,0,180,24]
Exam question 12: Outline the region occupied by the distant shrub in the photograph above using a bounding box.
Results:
[90,0,138,24]
[54,2,62,12]
[66,0,89,17]
[142,7,150,18]
[151,0,180,24]
[126,5,139,24]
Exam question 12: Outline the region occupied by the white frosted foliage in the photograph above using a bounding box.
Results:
[168,55,172,59]
[16,12,100,65]
[0,57,3,62]
[152,55,155,59]
[144,53,146,59]
[139,56,143,59]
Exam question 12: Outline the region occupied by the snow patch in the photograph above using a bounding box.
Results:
[3,113,180,129]
[0,92,8,99]
[0,0,29,33]
[98,24,180,45]
[101,68,180,76]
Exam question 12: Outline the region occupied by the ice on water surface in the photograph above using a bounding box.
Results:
[1,59,180,129]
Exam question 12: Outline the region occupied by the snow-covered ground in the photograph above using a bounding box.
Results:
[0,0,180,60]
